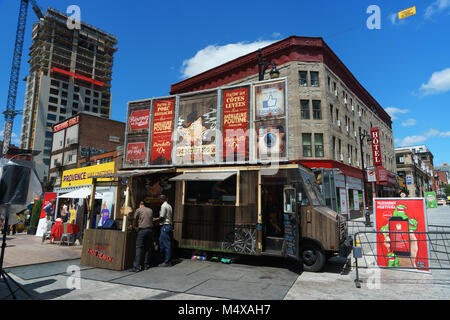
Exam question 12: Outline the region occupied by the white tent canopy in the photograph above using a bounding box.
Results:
[59,187,103,199]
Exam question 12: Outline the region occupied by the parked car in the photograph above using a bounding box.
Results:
[437,198,447,206]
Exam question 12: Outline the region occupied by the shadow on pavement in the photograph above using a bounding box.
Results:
[0,277,74,300]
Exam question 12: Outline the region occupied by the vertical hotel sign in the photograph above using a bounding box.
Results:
[370,127,382,167]
[222,87,249,161]
[150,99,175,165]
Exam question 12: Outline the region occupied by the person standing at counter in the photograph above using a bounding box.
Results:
[154,194,173,267]
[43,199,56,221]
[130,201,154,272]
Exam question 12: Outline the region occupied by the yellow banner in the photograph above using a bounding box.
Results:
[398,6,416,20]
[61,162,115,188]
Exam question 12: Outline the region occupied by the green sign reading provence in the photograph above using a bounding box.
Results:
[425,191,438,209]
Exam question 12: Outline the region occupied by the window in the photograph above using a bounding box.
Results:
[85,97,91,103]
[330,104,333,119]
[86,89,91,95]
[61,91,68,98]
[300,100,310,119]
[302,133,312,157]
[93,99,99,105]
[50,88,59,95]
[60,108,67,114]
[314,133,324,157]
[73,94,79,101]
[59,116,66,121]
[299,71,308,87]
[47,113,57,121]
[84,105,90,111]
[93,108,99,113]
[44,140,52,148]
[48,105,58,112]
[332,136,336,160]
[45,131,53,139]
[62,83,69,90]
[73,102,79,109]
[49,96,58,104]
[185,176,237,204]
[50,80,59,87]
[61,100,67,106]
[327,76,331,91]
[335,108,339,123]
[310,71,319,87]
[74,86,80,92]
[312,100,322,120]
[93,91,99,98]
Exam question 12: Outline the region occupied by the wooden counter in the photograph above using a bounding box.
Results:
[80,229,137,271]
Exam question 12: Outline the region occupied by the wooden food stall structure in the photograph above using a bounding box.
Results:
[80,169,175,270]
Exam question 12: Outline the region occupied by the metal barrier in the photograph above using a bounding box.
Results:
[352,225,450,288]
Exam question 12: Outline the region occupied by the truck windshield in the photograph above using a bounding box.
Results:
[300,169,326,207]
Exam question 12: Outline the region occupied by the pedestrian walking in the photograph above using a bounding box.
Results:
[154,194,173,267]
[130,201,154,272]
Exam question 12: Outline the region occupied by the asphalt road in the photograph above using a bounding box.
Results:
[1,204,449,300]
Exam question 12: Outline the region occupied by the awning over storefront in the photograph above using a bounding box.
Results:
[59,187,104,199]
[170,171,237,182]
[92,168,173,179]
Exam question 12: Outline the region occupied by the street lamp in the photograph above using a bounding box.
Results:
[359,132,372,218]
[258,49,280,81]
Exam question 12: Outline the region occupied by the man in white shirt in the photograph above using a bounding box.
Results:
[154,194,173,267]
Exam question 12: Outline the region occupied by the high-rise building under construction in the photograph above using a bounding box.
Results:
[19,7,117,181]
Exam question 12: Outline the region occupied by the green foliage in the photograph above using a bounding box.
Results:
[29,199,43,229]
[445,184,450,197]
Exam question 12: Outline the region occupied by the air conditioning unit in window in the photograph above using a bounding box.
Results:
[354,131,357,137]
[337,120,341,127]
[348,157,352,164]
[357,161,360,167]
[358,111,362,117]
[346,125,349,132]
[335,90,338,97]
[340,154,344,161]
[344,98,348,104]
[352,105,355,112]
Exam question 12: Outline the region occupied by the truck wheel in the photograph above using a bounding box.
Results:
[300,244,326,272]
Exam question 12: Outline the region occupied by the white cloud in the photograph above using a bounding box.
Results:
[180,40,277,79]
[385,107,409,120]
[420,68,450,95]
[400,118,417,127]
[396,129,447,147]
[0,130,20,145]
[425,0,450,19]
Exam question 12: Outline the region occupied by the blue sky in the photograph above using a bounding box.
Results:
[0,0,449,165]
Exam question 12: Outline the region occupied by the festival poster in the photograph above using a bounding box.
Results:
[222,87,249,161]
[425,192,437,209]
[150,99,175,165]
[175,91,218,165]
[36,192,57,237]
[374,198,430,272]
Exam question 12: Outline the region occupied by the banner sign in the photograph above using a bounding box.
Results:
[175,91,218,164]
[370,127,383,167]
[150,99,175,165]
[222,87,249,161]
[61,162,115,188]
[425,192,438,209]
[126,142,147,163]
[374,198,430,272]
[36,193,57,237]
[253,79,287,161]
[129,110,150,131]
[53,116,79,133]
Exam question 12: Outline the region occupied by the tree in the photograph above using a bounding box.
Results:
[445,184,450,197]
[29,198,43,230]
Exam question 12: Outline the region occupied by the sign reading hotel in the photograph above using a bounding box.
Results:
[61,162,115,188]
[370,127,383,167]
[53,116,79,133]
[150,99,175,165]
[222,87,249,161]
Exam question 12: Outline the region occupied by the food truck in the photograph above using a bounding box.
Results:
[81,78,352,272]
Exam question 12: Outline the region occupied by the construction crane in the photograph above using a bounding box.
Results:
[1,0,44,157]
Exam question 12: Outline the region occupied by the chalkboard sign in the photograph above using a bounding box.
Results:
[283,213,297,259]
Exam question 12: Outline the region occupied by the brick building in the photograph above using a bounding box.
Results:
[48,112,125,188]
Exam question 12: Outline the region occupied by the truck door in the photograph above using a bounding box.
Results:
[283,185,300,260]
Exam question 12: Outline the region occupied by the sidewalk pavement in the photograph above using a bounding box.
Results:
[1,233,82,268]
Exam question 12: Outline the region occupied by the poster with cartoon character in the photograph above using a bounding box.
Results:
[374,198,430,272]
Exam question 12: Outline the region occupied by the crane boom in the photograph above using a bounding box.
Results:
[1,0,43,157]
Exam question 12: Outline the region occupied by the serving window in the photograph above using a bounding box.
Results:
[170,171,238,206]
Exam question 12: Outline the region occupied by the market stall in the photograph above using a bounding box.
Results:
[79,168,175,271]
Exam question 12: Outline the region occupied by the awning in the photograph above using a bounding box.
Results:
[169,171,237,182]
[92,168,173,179]
[58,187,103,199]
